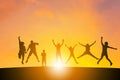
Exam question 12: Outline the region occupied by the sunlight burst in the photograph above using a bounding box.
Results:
[54,63,64,70]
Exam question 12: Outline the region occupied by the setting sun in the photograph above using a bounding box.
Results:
[54,63,64,70]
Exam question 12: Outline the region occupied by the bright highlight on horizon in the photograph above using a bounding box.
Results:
[54,62,64,70]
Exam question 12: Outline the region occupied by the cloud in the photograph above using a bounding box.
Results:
[0,0,18,21]
[0,0,102,21]
[22,0,37,3]
[0,0,39,21]
[32,0,56,19]
[97,0,120,27]
[1,0,119,28]
[33,0,104,19]
[35,9,55,19]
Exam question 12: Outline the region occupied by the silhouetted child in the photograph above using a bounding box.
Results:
[41,50,46,67]
[65,44,78,64]
[52,39,64,63]
[26,40,39,63]
[77,41,98,60]
[97,37,117,66]
[18,36,26,64]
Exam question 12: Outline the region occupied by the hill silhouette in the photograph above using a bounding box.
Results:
[0,67,120,80]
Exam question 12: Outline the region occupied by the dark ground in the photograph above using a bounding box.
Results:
[0,67,120,80]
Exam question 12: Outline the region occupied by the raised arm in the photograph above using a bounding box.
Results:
[78,42,85,47]
[90,41,96,46]
[101,36,104,46]
[18,36,21,48]
[35,42,39,45]
[60,39,64,46]
[18,36,21,43]
[27,45,30,52]
[65,44,69,49]
[52,40,56,46]
[73,44,77,48]
[108,46,117,50]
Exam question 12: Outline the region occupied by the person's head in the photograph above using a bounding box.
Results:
[57,43,60,46]
[69,46,72,49]
[105,42,108,46]
[86,44,89,46]
[43,50,45,53]
[31,40,33,43]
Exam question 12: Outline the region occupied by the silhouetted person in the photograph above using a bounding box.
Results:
[26,40,39,63]
[52,39,64,63]
[97,37,117,66]
[41,50,46,67]
[77,41,98,60]
[18,36,26,64]
[65,44,78,64]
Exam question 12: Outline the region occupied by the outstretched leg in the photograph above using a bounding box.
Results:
[18,51,21,59]
[73,55,78,64]
[34,52,40,62]
[59,53,63,63]
[77,52,86,59]
[65,56,71,64]
[97,54,104,64]
[105,55,112,66]
[21,53,25,64]
[26,51,32,63]
[56,54,58,63]
[42,59,44,67]
[44,58,46,67]
[89,52,99,60]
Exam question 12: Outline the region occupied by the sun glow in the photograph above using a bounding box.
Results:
[54,63,64,70]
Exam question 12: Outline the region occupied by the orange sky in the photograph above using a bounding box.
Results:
[0,0,120,68]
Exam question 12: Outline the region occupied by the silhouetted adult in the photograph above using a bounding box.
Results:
[52,39,64,63]
[26,40,39,63]
[65,44,78,64]
[18,36,26,64]
[77,41,98,60]
[97,37,117,66]
[41,50,46,67]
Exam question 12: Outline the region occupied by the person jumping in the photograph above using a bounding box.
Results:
[65,44,78,64]
[52,39,64,63]
[26,40,39,63]
[77,41,98,60]
[97,37,117,66]
[18,36,26,64]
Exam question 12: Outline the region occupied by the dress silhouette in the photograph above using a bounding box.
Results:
[41,50,46,67]
[77,41,98,60]
[97,37,117,66]
[26,40,39,63]
[52,39,64,63]
[18,36,26,64]
[65,44,78,64]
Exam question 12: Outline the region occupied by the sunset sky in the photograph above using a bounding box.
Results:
[0,0,120,68]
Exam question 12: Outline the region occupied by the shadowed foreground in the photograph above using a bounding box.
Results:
[0,67,120,80]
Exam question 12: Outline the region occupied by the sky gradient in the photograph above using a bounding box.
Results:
[0,0,120,68]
